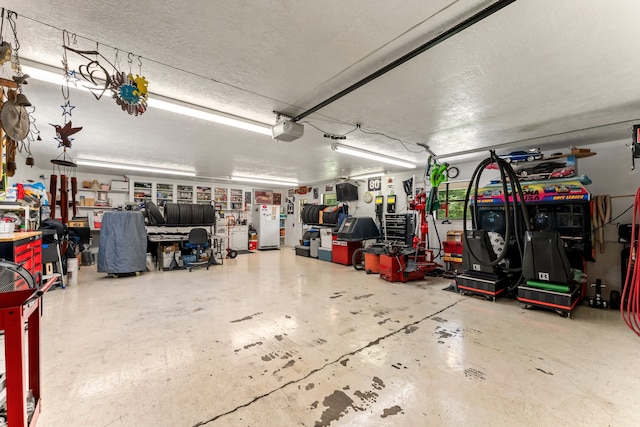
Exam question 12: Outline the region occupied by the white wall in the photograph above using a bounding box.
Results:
[575,140,637,294]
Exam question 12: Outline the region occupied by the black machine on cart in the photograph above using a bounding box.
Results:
[458,152,531,301]
[459,151,592,316]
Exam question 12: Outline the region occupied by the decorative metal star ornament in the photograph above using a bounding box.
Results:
[65,69,80,87]
[61,100,75,118]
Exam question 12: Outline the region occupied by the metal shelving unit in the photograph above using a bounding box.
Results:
[132,181,152,204]
[229,188,243,210]
[384,213,415,245]
[177,185,194,204]
[214,187,228,210]
[156,183,174,207]
[196,186,212,204]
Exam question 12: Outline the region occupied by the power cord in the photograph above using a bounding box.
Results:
[302,121,432,154]
[621,187,640,336]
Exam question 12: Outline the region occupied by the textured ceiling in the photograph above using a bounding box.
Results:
[1,0,639,183]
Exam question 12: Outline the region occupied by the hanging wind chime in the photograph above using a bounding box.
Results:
[0,10,33,179]
[50,29,81,223]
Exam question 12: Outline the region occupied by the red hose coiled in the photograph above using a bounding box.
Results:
[621,187,640,336]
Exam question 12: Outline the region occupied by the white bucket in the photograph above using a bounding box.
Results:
[146,253,154,272]
[67,257,79,286]
[0,221,14,234]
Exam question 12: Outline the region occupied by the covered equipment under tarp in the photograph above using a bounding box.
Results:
[98,211,147,274]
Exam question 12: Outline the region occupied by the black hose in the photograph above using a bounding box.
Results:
[462,151,531,268]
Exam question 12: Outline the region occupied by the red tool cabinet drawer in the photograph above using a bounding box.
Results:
[0,232,43,282]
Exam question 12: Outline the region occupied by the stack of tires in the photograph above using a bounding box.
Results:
[146,202,216,226]
[301,204,327,225]
[301,204,347,226]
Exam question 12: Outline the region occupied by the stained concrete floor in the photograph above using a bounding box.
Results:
[8,248,640,426]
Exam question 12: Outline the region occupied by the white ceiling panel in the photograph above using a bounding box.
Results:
[0,0,637,183]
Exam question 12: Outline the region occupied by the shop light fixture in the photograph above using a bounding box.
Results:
[230,176,298,187]
[75,160,196,177]
[22,62,272,136]
[350,172,386,180]
[331,143,416,169]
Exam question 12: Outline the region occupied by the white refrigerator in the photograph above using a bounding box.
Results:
[252,204,280,249]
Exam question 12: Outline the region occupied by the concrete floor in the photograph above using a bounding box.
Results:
[7,248,640,426]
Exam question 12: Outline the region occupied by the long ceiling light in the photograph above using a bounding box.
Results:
[75,160,196,177]
[230,176,298,187]
[21,62,272,136]
[331,143,416,169]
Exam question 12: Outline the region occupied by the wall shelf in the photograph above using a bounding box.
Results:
[177,185,194,204]
[197,186,212,204]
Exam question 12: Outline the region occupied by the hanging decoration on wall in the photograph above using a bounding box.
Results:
[49,29,80,223]
[63,36,149,116]
[50,121,82,149]
[0,10,33,177]
[110,53,148,116]
[0,40,10,65]
[62,30,113,101]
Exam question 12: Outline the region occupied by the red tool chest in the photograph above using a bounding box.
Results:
[331,240,362,266]
[0,232,43,290]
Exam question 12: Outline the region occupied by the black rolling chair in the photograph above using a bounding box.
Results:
[185,228,211,272]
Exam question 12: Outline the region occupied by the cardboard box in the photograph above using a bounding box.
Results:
[84,198,95,206]
[68,219,89,227]
[162,243,180,253]
[446,230,463,242]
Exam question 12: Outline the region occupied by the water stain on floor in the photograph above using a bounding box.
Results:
[230,312,263,323]
[372,377,385,390]
[234,341,263,353]
[405,325,419,334]
[315,390,358,427]
[354,390,378,403]
[311,338,327,346]
[464,367,486,380]
[381,405,403,418]
[434,325,462,343]
[536,368,554,375]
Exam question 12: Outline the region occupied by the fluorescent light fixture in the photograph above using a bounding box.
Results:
[230,176,298,187]
[147,98,271,135]
[75,160,196,177]
[350,172,386,181]
[22,61,272,136]
[331,143,416,169]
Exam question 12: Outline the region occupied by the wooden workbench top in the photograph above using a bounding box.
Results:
[0,231,42,242]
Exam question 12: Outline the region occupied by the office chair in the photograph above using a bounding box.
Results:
[185,228,211,272]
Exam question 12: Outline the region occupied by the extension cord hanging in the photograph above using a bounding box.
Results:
[621,187,640,336]
[591,195,612,254]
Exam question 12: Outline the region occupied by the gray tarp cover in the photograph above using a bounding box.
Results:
[98,211,148,273]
